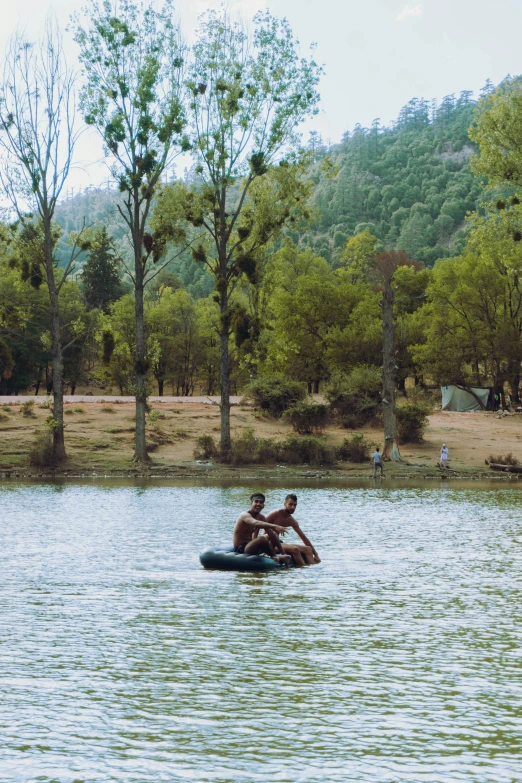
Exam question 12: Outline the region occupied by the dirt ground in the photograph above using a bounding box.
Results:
[1,396,521,479]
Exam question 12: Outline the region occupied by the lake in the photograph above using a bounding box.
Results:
[1,479,521,782]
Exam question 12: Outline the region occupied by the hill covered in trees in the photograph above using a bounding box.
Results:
[55,87,489,288]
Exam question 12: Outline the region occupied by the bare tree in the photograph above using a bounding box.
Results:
[0,21,81,461]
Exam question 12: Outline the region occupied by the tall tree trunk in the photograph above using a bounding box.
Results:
[158,378,164,396]
[134,259,149,462]
[34,367,42,395]
[313,380,320,394]
[508,359,520,403]
[382,278,401,462]
[219,288,231,455]
[44,228,66,462]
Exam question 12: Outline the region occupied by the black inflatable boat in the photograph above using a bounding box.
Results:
[199,545,293,572]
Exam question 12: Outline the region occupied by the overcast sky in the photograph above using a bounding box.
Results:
[2,0,521,188]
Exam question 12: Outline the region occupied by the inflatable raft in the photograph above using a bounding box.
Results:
[200,545,293,571]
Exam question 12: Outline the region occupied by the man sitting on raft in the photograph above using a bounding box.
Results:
[255,493,321,567]
[233,493,291,564]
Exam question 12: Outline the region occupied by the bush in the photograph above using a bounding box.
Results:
[337,433,373,463]
[194,434,219,460]
[20,400,35,417]
[326,366,382,428]
[220,429,335,466]
[29,430,55,467]
[488,453,519,466]
[396,403,430,443]
[279,435,335,466]
[284,400,329,434]
[243,375,306,418]
[38,397,52,409]
[102,406,115,413]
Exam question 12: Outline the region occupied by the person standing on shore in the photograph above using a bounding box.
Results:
[372,447,384,478]
[440,444,449,469]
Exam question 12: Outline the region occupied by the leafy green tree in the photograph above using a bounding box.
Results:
[154,8,321,454]
[74,0,187,461]
[469,77,522,187]
[81,226,123,312]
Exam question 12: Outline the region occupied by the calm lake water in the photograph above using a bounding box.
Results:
[1,479,521,783]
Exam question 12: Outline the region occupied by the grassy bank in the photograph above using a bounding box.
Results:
[1,399,522,479]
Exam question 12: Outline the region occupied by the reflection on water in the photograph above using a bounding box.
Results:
[1,481,522,782]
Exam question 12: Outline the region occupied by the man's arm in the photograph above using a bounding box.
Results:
[240,512,286,535]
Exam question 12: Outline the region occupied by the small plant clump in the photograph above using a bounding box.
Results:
[28,430,55,467]
[73,407,85,414]
[243,375,306,418]
[101,406,115,413]
[20,400,36,417]
[194,434,219,460]
[284,400,329,434]
[337,433,373,463]
[38,397,52,409]
[488,453,519,466]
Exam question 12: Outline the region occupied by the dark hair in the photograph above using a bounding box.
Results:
[250,492,265,502]
[285,493,298,502]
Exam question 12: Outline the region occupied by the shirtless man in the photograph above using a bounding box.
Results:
[233,492,291,563]
[257,494,321,567]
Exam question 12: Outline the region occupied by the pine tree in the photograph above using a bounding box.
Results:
[81,227,122,312]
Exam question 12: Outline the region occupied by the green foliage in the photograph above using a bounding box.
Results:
[244,375,306,417]
[396,403,430,443]
[308,93,482,266]
[221,428,335,466]
[28,429,55,467]
[326,366,382,428]
[194,434,219,460]
[81,226,122,312]
[488,453,519,466]
[284,400,329,434]
[337,432,373,462]
[20,400,35,417]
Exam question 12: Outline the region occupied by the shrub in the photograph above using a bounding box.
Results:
[29,430,55,467]
[284,400,329,434]
[396,403,430,443]
[279,435,335,466]
[337,433,373,463]
[0,412,8,422]
[194,434,219,460]
[148,409,165,423]
[20,400,35,417]
[2,405,11,412]
[101,406,115,413]
[488,453,519,466]
[243,375,306,418]
[326,366,382,428]
[65,409,74,415]
[73,407,85,414]
[219,429,335,466]
[38,397,52,409]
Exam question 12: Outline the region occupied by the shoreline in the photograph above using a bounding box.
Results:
[2,398,522,482]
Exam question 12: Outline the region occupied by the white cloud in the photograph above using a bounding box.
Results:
[396,4,423,22]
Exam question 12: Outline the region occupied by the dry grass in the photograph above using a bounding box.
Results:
[1,398,522,474]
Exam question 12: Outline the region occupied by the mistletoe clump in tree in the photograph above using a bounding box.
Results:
[73,0,188,462]
[154,9,322,454]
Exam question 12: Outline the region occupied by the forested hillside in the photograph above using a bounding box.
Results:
[303,91,486,267]
[55,88,487,288]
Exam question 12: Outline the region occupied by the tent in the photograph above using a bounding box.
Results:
[441,385,491,412]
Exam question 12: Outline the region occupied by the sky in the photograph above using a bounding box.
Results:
[1,0,522,189]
